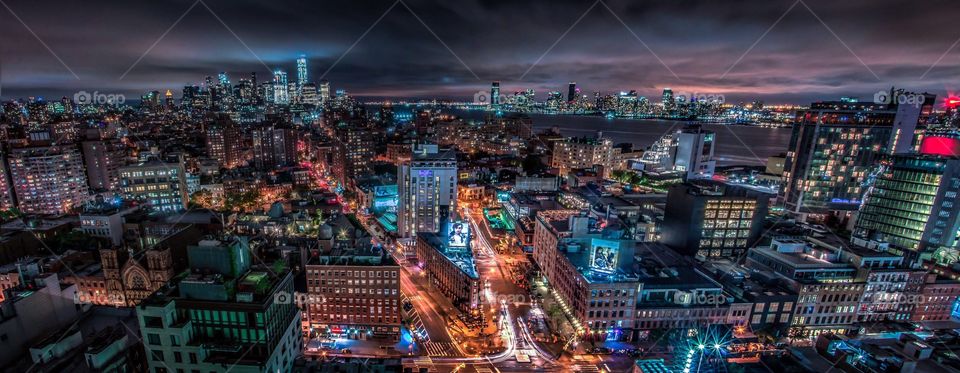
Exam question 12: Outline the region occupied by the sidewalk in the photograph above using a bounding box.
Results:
[305,329,420,358]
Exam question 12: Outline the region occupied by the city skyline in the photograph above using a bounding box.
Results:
[1,0,960,103]
[4,2,960,372]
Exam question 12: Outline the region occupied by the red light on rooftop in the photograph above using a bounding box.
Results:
[946,97,960,108]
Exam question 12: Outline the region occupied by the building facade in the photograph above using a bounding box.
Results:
[398,144,458,238]
[8,144,89,215]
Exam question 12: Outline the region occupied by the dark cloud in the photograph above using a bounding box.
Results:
[1,0,959,103]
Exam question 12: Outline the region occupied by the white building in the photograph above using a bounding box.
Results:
[398,144,458,238]
[80,203,138,247]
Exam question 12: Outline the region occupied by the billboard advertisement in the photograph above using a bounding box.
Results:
[920,136,960,157]
[447,221,470,247]
[590,239,619,273]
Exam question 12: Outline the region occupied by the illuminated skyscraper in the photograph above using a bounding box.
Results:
[319,80,331,104]
[218,71,229,86]
[205,118,243,169]
[567,82,577,102]
[662,88,675,112]
[301,82,318,105]
[398,144,458,238]
[491,81,500,107]
[854,134,960,264]
[783,93,934,219]
[272,70,289,104]
[296,55,308,85]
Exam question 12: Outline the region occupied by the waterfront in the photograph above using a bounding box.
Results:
[449,109,794,166]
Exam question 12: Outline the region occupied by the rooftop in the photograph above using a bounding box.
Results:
[417,232,478,279]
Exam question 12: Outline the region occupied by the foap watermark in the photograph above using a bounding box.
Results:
[484,290,527,305]
[473,90,491,105]
[273,290,328,305]
[673,292,728,307]
[874,90,925,108]
[74,90,125,105]
[675,91,725,104]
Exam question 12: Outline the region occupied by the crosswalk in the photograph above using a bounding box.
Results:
[572,364,601,372]
[401,293,430,342]
[423,341,458,357]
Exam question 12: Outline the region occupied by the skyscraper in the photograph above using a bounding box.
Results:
[854,134,960,264]
[567,82,577,102]
[783,93,934,220]
[251,124,298,169]
[273,70,289,104]
[319,80,331,104]
[662,88,675,112]
[398,144,458,238]
[331,125,375,186]
[296,55,308,85]
[205,118,243,169]
[80,138,125,192]
[491,81,500,107]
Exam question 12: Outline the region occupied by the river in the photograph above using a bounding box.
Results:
[447,110,793,167]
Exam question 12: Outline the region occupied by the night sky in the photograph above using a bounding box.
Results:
[1,0,959,103]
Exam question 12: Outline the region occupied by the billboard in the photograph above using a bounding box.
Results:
[372,185,398,212]
[447,221,470,247]
[590,239,619,273]
[920,136,960,157]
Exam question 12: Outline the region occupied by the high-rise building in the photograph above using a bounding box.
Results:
[137,237,301,373]
[783,93,934,219]
[8,144,89,215]
[163,89,175,111]
[0,155,16,211]
[319,80,331,104]
[662,88,675,112]
[550,133,614,178]
[854,134,960,264]
[140,91,161,113]
[331,125,375,187]
[273,70,289,104]
[661,182,771,259]
[301,82,318,105]
[118,157,188,213]
[296,55,308,85]
[567,82,577,102]
[491,81,500,107]
[80,139,125,192]
[251,124,298,169]
[205,118,243,169]
[398,144,458,238]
